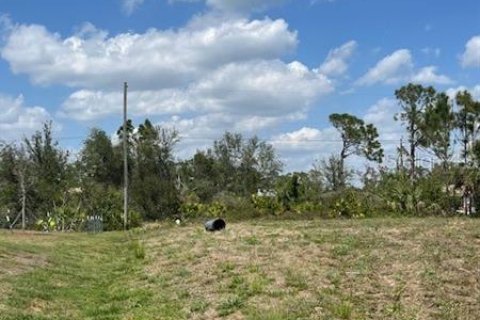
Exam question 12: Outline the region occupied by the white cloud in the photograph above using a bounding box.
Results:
[357,49,452,86]
[0,94,52,140]
[1,18,297,89]
[272,126,339,151]
[270,126,340,171]
[122,0,145,15]
[411,66,453,85]
[60,60,333,121]
[162,95,414,172]
[156,113,305,162]
[318,40,357,77]
[363,98,401,142]
[60,89,190,121]
[460,35,480,68]
[356,49,413,86]
[270,98,405,171]
[446,85,480,101]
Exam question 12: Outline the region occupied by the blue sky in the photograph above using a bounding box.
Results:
[0,0,479,171]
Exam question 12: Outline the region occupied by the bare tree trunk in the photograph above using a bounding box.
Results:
[339,144,346,190]
[19,169,26,230]
[409,130,416,181]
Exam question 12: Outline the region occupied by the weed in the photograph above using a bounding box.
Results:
[284,268,308,290]
[333,301,353,319]
[245,235,261,245]
[217,295,244,316]
[218,261,236,273]
[190,299,209,313]
[130,239,146,260]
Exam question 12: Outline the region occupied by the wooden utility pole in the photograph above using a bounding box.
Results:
[123,82,128,230]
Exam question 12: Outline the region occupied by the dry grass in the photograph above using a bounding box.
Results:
[1,218,480,319]
[144,218,480,319]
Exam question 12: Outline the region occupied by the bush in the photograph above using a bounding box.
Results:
[319,189,388,219]
[251,194,281,215]
[80,185,142,231]
[206,201,226,217]
[180,202,205,219]
[212,192,257,220]
[291,201,324,215]
[331,191,365,219]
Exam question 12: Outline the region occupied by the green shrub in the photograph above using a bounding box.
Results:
[206,201,227,217]
[332,191,365,219]
[212,192,257,220]
[251,194,281,215]
[291,201,323,214]
[180,202,205,219]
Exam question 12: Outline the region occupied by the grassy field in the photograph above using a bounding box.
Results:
[1,218,479,320]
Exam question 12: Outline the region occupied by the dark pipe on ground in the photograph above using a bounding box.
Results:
[204,218,226,232]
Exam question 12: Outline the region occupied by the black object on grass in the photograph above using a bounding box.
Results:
[204,218,226,232]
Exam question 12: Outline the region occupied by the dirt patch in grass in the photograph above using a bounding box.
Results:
[0,252,48,276]
[0,231,51,277]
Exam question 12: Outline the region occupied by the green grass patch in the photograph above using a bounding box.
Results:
[1,217,480,319]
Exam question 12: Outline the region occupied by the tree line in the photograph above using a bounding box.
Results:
[1,83,479,230]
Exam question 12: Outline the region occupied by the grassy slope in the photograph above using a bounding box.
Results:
[0,218,479,319]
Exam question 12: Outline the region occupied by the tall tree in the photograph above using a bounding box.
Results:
[177,150,219,202]
[80,128,118,186]
[394,83,436,180]
[24,122,69,216]
[132,120,180,220]
[455,90,480,166]
[213,132,243,193]
[0,143,37,229]
[420,92,455,195]
[212,132,282,196]
[256,140,283,191]
[319,154,347,191]
[455,91,480,215]
[329,113,383,189]
[423,93,455,170]
[0,144,21,224]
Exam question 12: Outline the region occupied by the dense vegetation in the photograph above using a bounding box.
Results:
[1,83,480,230]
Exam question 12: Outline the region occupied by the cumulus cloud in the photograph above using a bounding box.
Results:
[270,98,405,171]
[89,92,401,173]
[1,18,297,89]
[411,66,453,85]
[357,49,452,86]
[269,126,339,171]
[446,85,480,101]
[356,49,413,85]
[318,40,357,77]
[152,112,305,162]
[60,60,333,121]
[0,93,52,140]
[460,35,480,68]
[272,126,339,151]
[363,98,401,143]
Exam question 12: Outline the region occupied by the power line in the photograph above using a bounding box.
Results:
[5,134,405,144]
